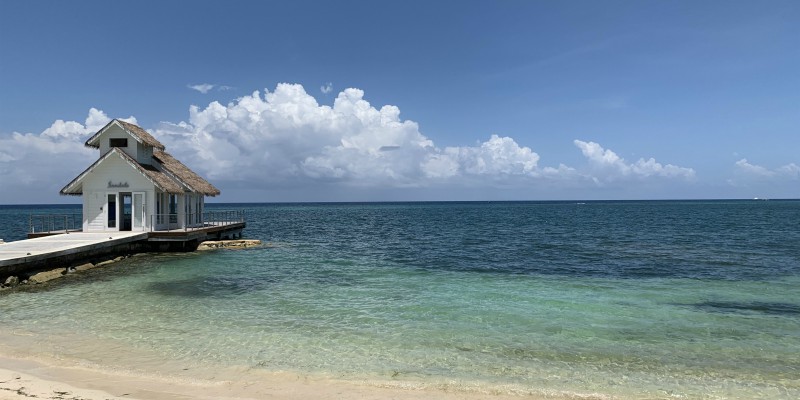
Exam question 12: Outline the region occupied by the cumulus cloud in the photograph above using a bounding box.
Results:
[153,84,574,188]
[1,83,698,202]
[574,140,695,182]
[39,108,136,140]
[0,109,125,202]
[320,82,333,94]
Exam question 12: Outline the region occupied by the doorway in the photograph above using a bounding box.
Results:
[107,193,117,229]
[121,193,132,231]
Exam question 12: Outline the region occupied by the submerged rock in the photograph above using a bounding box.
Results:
[74,262,96,271]
[28,268,66,284]
[197,239,262,250]
[95,259,117,267]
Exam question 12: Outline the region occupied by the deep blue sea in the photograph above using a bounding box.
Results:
[1,201,799,398]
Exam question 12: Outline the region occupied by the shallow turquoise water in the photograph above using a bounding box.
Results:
[1,201,799,398]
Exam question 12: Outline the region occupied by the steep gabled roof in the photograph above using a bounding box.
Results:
[85,119,165,150]
[153,150,221,196]
[60,147,184,195]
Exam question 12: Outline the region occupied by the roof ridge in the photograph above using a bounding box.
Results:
[84,119,165,150]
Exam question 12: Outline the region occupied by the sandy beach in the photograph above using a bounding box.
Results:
[0,355,604,400]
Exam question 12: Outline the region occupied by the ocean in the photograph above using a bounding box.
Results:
[0,201,799,398]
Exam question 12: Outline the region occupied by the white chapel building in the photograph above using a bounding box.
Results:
[60,119,220,232]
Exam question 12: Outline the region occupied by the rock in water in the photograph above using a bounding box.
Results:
[74,262,96,271]
[28,268,66,284]
[197,239,262,250]
[3,276,19,287]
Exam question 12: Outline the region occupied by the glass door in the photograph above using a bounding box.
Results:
[121,193,132,231]
[106,193,117,229]
[133,192,145,230]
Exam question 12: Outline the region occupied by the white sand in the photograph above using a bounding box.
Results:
[0,355,604,400]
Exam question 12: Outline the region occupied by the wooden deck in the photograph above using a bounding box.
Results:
[0,231,148,269]
[1,221,246,276]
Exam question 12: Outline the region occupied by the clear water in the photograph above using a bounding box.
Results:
[1,201,799,398]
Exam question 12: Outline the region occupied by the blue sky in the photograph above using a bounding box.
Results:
[1,0,798,203]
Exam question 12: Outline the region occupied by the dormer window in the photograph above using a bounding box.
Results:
[110,138,128,148]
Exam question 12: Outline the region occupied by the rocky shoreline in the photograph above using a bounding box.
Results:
[0,239,262,291]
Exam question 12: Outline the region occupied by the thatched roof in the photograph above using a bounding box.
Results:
[63,119,220,197]
[85,119,165,150]
[153,150,221,196]
[60,148,185,195]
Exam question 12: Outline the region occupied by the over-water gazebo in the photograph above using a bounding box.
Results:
[59,119,222,232]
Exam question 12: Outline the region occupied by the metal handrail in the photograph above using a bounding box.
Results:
[27,210,245,234]
[149,210,245,232]
[29,214,82,234]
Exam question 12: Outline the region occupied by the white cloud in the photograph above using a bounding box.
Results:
[423,135,541,179]
[39,108,137,140]
[320,82,333,94]
[155,84,570,188]
[1,84,698,202]
[188,83,215,94]
[0,109,115,202]
[573,140,695,182]
[733,158,800,180]
[777,163,800,177]
[726,159,800,197]
[734,158,775,177]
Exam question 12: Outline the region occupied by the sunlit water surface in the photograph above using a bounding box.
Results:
[1,201,798,398]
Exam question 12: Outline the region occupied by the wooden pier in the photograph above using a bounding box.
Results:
[1,219,245,277]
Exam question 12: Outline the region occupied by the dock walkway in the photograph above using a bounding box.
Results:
[0,232,147,269]
[0,218,245,278]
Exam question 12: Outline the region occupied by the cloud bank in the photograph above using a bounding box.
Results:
[1,83,700,202]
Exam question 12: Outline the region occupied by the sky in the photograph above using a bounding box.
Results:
[1,0,798,203]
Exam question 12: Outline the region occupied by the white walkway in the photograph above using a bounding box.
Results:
[0,232,148,268]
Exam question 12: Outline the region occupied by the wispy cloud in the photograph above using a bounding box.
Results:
[733,158,800,180]
[187,83,234,94]
[188,83,215,94]
[320,82,333,94]
[726,159,800,196]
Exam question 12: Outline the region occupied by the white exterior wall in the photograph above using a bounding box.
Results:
[83,192,105,231]
[98,125,139,160]
[80,154,156,232]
